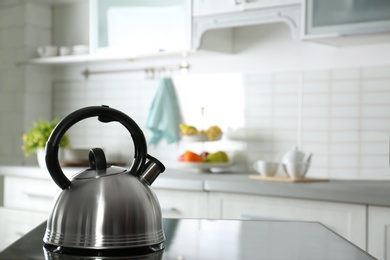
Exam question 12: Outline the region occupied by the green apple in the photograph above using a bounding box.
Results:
[206,151,228,163]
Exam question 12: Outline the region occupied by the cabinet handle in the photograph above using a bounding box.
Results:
[241,214,280,221]
[24,192,54,200]
[15,231,25,237]
[161,207,181,214]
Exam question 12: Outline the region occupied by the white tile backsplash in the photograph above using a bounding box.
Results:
[330,93,360,105]
[242,66,390,179]
[48,65,390,179]
[361,79,390,91]
[274,83,298,94]
[301,130,329,142]
[274,95,298,106]
[302,82,329,93]
[362,92,390,104]
[330,118,360,130]
[329,168,360,179]
[330,106,360,118]
[330,68,360,80]
[274,71,300,82]
[302,106,329,117]
[301,118,329,130]
[330,156,359,168]
[362,66,390,78]
[330,131,359,142]
[302,94,329,106]
[360,156,389,168]
[330,80,360,93]
[303,70,330,81]
[361,119,390,131]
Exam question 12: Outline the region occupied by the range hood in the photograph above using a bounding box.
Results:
[192,4,302,52]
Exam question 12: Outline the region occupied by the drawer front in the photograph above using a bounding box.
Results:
[0,208,47,251]
[210,192,367,250]
[153,189,208,219]
[4,176,59,212]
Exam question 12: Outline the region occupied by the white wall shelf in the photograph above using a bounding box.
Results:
[27,50,192,65]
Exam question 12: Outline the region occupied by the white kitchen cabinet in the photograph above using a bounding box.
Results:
[367,206,390,260]
[29,0,193,65]
[208,192,367,250]
[0,176,58,251]
[153,189,209,219]
[3,176,59,213]
[0,207,47,252]
[193,0,301,17]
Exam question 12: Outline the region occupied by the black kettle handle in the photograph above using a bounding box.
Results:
[45,105,148,190]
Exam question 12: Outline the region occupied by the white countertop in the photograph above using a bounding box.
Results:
[1,166,390,207]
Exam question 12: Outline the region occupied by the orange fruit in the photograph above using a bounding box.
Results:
[181,151,203,162]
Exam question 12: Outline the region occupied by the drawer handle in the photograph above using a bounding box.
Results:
[161,207,181,214]
[241,214,280,221]
[15,231,25,237]
[24,192,54,200]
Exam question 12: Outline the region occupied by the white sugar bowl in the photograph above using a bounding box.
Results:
[253,160,279,177]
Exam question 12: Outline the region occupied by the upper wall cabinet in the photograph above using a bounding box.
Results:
[192,1,302,50]
[303,0,390,46]
[90,0,191,56]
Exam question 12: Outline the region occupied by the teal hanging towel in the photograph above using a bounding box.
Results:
[146,78,181,145]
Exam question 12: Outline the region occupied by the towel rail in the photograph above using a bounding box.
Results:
[81,61,190,79]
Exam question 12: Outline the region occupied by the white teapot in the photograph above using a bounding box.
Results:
[281,147,312,179]
[282,146,312,164]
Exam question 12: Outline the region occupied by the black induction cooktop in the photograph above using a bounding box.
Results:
[0,218,376,260]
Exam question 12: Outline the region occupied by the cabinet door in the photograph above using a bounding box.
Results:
[306,0,390,35]
[153,189,208,219]
[90,0,191,55]
[0,207,47,251]
[209,192,367,250]
[367,206,390,260]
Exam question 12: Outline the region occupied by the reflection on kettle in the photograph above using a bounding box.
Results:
[42,106,166,258]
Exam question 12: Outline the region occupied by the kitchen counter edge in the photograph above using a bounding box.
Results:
[1,166,390,207]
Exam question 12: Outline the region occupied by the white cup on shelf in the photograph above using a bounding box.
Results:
[37,46,58,58]
[59,46,72,56]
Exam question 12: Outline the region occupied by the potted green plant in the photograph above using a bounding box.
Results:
[22,118,70,167]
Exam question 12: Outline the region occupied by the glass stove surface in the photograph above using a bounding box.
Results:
[0,218,376,260]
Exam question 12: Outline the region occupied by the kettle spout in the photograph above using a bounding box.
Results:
[139,154,165,185]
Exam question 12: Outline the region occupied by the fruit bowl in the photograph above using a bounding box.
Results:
[176,161,233,173]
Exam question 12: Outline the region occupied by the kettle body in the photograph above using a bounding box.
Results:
[44,166,164,249]
[43,106,165,253]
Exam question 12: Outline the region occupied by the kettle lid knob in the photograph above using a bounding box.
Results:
[88,148,107,170]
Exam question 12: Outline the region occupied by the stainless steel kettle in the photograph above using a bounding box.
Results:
[43,106,165,253]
